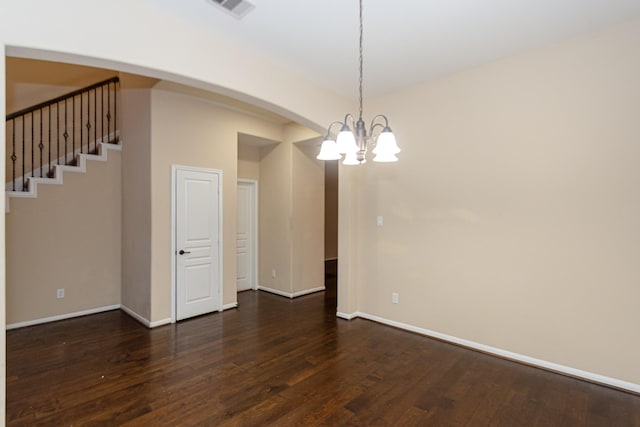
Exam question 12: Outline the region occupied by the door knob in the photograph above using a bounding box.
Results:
[178,249,191,255]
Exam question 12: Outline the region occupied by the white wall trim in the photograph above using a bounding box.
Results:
[258,285,325,299]
[6,304,121,330]
[222,302,238,310]
[336,311,359,320]
[120,304,151,327]
[343,311,640,394]
[258,285,293,298]
[149,318,172,328]
[121,305,171,328]
[292,286,325,298]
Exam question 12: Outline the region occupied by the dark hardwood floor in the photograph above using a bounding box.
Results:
[7,265,640,425]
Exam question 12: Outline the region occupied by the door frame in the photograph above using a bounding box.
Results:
[237,179,258,291]
[170,164,223,323]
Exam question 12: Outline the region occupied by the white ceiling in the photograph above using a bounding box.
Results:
[148,0,640,99]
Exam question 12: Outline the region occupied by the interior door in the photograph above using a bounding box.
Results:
[236,180,256,291]
[175,168,221,321]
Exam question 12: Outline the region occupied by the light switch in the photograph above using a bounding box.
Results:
[377,215,383,227]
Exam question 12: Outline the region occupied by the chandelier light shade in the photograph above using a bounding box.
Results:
[316,0,400,165]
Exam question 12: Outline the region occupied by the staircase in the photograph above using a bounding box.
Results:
[5,77,121,212]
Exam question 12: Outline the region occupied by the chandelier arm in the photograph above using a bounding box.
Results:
[370,114,390,128]
[343,113,356,129]
[325,121,347,138]
[368,122,385,140]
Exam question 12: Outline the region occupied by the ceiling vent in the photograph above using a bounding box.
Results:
[208,0,255,19]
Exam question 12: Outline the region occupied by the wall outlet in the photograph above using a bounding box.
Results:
[272,269,277,279]
[57,288,65,299]
[392,292,399,304]
[377,215,384,227]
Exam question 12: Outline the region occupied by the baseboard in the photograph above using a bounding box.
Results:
[292,286,325,297]
[149,318,172,328]
[6,304,121,330]
[336,311,359,320]
[257,285,292,298]
[346,311,640,394]
[222,302,238,310]
[119,305,171,329]
[120,305,151,328]
[258,285,325,299]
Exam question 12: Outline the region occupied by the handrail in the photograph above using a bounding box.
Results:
[6,76,120,191]
[6,76,119,121]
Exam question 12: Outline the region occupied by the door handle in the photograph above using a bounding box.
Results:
[178,249,191,255]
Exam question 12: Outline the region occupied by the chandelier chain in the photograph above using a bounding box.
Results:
[358,0,363,121]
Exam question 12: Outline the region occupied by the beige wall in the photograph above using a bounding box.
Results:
[237,143,260,180]
[6,57,115,114]
[291,142,325,293]
[257,141,292,292]
[150,88,284,322]
[6,150,122,325]
[344,20,640,385]
[324,160,338,260]
[120,83,153,320]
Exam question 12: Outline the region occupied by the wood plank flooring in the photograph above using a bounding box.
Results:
[7,276,640,425]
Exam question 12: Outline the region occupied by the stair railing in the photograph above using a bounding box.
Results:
[5,76,120,192]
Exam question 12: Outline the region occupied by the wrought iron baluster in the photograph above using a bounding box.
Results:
[80,93,84,154]
[114,82,118,143]
[94,88,97,151]
[48,106,52,177]
[57,101,60,166]
[107,83,111,143]
[72,95,76,162]
[22,117,25,190]
[11,120,16,191]
[39,109,43,178]
[31,112,35,179]
[64,99,69,166]
[101,85,104,144]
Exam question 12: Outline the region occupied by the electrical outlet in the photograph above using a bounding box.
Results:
[392,292,399,304]
[57,288,65,299]
[377,215,384,227]
[272,269,277,279]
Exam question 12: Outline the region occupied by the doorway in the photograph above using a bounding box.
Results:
[172,165,222,321]
[237,179,258,292]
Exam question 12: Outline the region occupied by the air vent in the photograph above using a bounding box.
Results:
[209,0,255,19]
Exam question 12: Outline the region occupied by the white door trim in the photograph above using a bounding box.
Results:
[237,179,258,291]
[171,164,223,323]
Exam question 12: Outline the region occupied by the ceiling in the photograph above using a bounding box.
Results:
[148,0,640,99]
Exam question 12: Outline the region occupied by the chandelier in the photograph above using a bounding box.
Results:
[316,0,400,165]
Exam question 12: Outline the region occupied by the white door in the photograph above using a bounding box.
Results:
[175,167,222,321]
[236,180,257,291]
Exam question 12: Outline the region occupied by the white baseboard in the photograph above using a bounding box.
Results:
[292,286,325,297]
[336,311,358,320]
[6,304,121,330]
[149,318,172,328]
[120,305,171,329]
[222,302,238,310]
[258,285,325,299]
[257,285,292,298]
[342,311,640,394]
[120,304,151,327]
